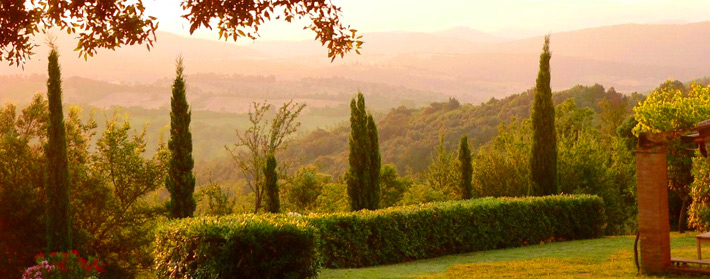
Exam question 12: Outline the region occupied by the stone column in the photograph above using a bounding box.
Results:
[636,144,670,274]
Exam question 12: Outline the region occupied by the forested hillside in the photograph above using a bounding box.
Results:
[281,84,645,176]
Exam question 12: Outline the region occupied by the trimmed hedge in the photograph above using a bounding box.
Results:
[154,195,604,275]
[154,214,320,279]
[307,195,605,268]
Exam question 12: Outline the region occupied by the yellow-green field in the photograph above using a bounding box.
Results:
[320,233,702,279]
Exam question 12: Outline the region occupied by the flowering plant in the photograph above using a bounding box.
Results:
[21,259,54,279]
[23,250,103,279]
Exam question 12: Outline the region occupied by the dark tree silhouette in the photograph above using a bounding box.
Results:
[530,35,558,196]
[166,57,196,219]
[45,43,72,251]
[264,153,280,213]
[346,92,381,210]
[458,135,473,199]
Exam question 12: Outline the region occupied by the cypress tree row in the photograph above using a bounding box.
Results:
[264,153,280,213]
[166,57,197,218]
[458,135,473,199]
[45,44,72,252]
[346,92,381,210]
[530,35,558,196]
[366,114,381,208]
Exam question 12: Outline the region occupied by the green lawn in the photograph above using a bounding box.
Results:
[319,233,701,279]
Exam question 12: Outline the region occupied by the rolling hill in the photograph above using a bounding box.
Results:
[1,22,709,110]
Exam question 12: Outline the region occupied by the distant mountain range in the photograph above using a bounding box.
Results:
[1,22,709,111]
[434,26,510,43]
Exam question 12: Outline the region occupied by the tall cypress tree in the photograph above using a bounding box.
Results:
[530,35,558,196]
[458,135,473,199]
[166,56,196,218]
[346,92,381,210]
[264,153,280,213]
[366,114,381,209]
[45,44,72,252]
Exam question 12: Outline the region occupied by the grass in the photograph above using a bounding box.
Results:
[319,233,702,279]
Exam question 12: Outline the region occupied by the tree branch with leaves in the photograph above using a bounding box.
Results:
[1,0,361,66]
[226,100,304,213]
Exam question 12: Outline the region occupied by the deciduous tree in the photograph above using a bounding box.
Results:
[1,0,361,65]
[0,95,47,276]
[194,182,235,217]
[313,182,349,213]
[379,164,412,207]
[424,134,459,198]
[473,118,533,197]
[598,87,630,142]
[89,114,169,276]
[226,101,304,213]
[284,165,330,212]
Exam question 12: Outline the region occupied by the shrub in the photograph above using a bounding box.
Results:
[154,195,604,273]
[23,250,104,279]
[307,195,604,268]
[154,214,320,279]
[689,155,710,231]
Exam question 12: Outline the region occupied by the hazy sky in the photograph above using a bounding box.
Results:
[143,0,710,42]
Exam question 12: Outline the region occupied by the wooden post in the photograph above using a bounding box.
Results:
[636,144,671,274]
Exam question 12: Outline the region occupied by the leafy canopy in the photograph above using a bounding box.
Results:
[633,81,710,135]
[633,81,710,233]
[1,0,362,65]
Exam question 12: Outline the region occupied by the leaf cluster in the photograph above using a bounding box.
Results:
[633,81,710,135]
[1,0,362,65]
[1,0,159,65]
[183,0,362,61]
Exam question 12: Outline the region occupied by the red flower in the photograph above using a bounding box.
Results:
[79,257,90,271]
[58,262,67,272]
[70,249,79,256]
[50,251,58,256]
[59,256,68,269]
[34,252,45,259]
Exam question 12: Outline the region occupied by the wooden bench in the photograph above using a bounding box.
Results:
[697,232,710,259]
[670,258,710,275]
[670,233,710,275]
[672,257,710,267]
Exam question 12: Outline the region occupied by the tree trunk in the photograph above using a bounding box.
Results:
[254,195,262,214]
[678,198,687,233]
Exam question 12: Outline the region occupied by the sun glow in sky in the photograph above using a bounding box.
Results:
[143,0,710,42]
